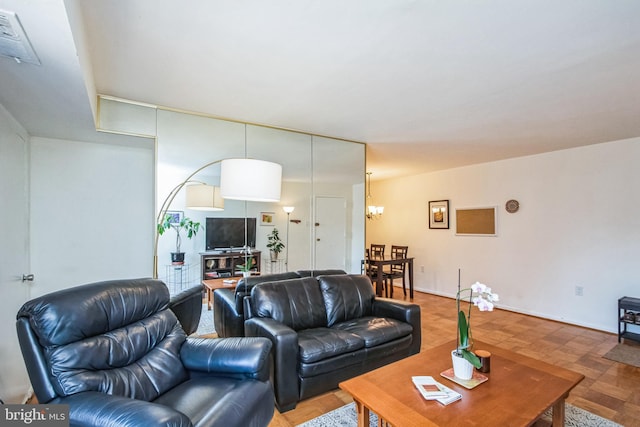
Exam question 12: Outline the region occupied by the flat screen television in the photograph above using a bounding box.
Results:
[206,217,257,251]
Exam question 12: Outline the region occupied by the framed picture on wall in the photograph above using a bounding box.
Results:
[260,212,275,226]
[428,200,449,229]
[166,210,184,225]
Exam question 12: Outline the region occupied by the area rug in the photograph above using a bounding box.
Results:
[603,343,640,368]
[296,402,621,427]
[193,304,216,336]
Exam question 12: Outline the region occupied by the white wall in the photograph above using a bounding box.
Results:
[30,137,154,297]
[0,104,30,403]
[368,138,640,333]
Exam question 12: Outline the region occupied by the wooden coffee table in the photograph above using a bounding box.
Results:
[202,278,238,310]
[339,340,584,427]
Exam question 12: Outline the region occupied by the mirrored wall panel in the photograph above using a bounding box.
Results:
[98,96,365,287]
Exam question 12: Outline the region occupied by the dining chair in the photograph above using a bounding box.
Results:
[367,244,385,275]
[386,245,409,296]
[361,248,370,274]
[370,244,385,260]
[368,244,391,296]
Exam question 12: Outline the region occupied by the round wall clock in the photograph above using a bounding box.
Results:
[505,199,519,213]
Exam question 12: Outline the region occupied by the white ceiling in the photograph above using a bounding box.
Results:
[1,0,639,180]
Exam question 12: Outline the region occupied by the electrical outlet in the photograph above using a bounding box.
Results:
[575,286,584,296]
[420,266,425,273]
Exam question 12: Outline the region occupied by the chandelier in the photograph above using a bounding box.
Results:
[366,172,384,220]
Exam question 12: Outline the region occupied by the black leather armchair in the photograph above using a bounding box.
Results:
[214,272,300,338]
[16,278,274,427]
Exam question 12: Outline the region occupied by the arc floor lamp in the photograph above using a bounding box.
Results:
[153,158,282,279]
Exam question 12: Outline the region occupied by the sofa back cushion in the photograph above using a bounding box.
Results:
[319,274,376,327]
[234,272,301,311]
[251,277,327,330]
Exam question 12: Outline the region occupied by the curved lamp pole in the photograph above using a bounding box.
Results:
[282,206,295,271]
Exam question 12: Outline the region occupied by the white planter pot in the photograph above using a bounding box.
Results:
[451,350,474,380]
[242,271,251,278]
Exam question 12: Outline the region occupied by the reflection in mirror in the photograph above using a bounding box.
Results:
[96,96,365,287]
[246,125,312,272]
[156,110,247,276]
[313,137,365,273]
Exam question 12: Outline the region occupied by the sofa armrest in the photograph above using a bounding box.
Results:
[169,285,203,336]
[373,299,421,355]
[245,317,299,412]
[55,391,190,427]
[180,336,272,382]
[213,288,244,337]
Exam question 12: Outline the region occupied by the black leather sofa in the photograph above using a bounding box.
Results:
[245,274,421,412]
[16,278,275,427]
[213,269,347,338]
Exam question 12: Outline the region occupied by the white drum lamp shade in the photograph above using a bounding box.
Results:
[185,184,224,211]
[220,158,282,202]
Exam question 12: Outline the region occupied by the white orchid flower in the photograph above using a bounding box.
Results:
[476,298,494,311]
[470,282,487,293]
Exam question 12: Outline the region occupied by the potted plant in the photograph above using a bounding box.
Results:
[157,214,202,264]
[236,259,254,278]
[453,275,499,379]
[266,227,285,261]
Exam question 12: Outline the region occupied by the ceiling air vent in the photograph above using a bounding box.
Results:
[0,9,41,65]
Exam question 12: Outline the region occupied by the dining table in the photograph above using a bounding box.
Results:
[367,255,414,298]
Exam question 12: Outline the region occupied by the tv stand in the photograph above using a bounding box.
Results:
[201,250,261,280]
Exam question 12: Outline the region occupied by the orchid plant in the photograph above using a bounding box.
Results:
[455,280,499,368]
[236,260,253,273]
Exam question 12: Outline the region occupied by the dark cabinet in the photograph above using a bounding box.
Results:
[618,296,640,343]
[200,251,261,280]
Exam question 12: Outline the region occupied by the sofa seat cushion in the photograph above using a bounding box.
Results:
[154,376,274,427]
[332,316,413,348]
[298,327,365,363]
[298,347,367,378]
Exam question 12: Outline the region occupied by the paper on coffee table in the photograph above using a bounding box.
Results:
[412,376,462,405]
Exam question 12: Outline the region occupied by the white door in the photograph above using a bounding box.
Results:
[0,109,31,403]
[314,196,346,270]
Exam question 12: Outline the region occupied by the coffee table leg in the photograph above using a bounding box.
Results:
[353,399,369,427]
[552,398,565,426]
[207,288,213,310]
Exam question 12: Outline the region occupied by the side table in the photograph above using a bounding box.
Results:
[618,296,640,343]
[165,264,190,294]
[263,258,285,274]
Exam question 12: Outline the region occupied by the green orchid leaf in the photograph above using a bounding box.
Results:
[458,310,469,348]
[461,349,482,368]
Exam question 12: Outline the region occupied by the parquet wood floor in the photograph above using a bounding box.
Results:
[268,290,640,427]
